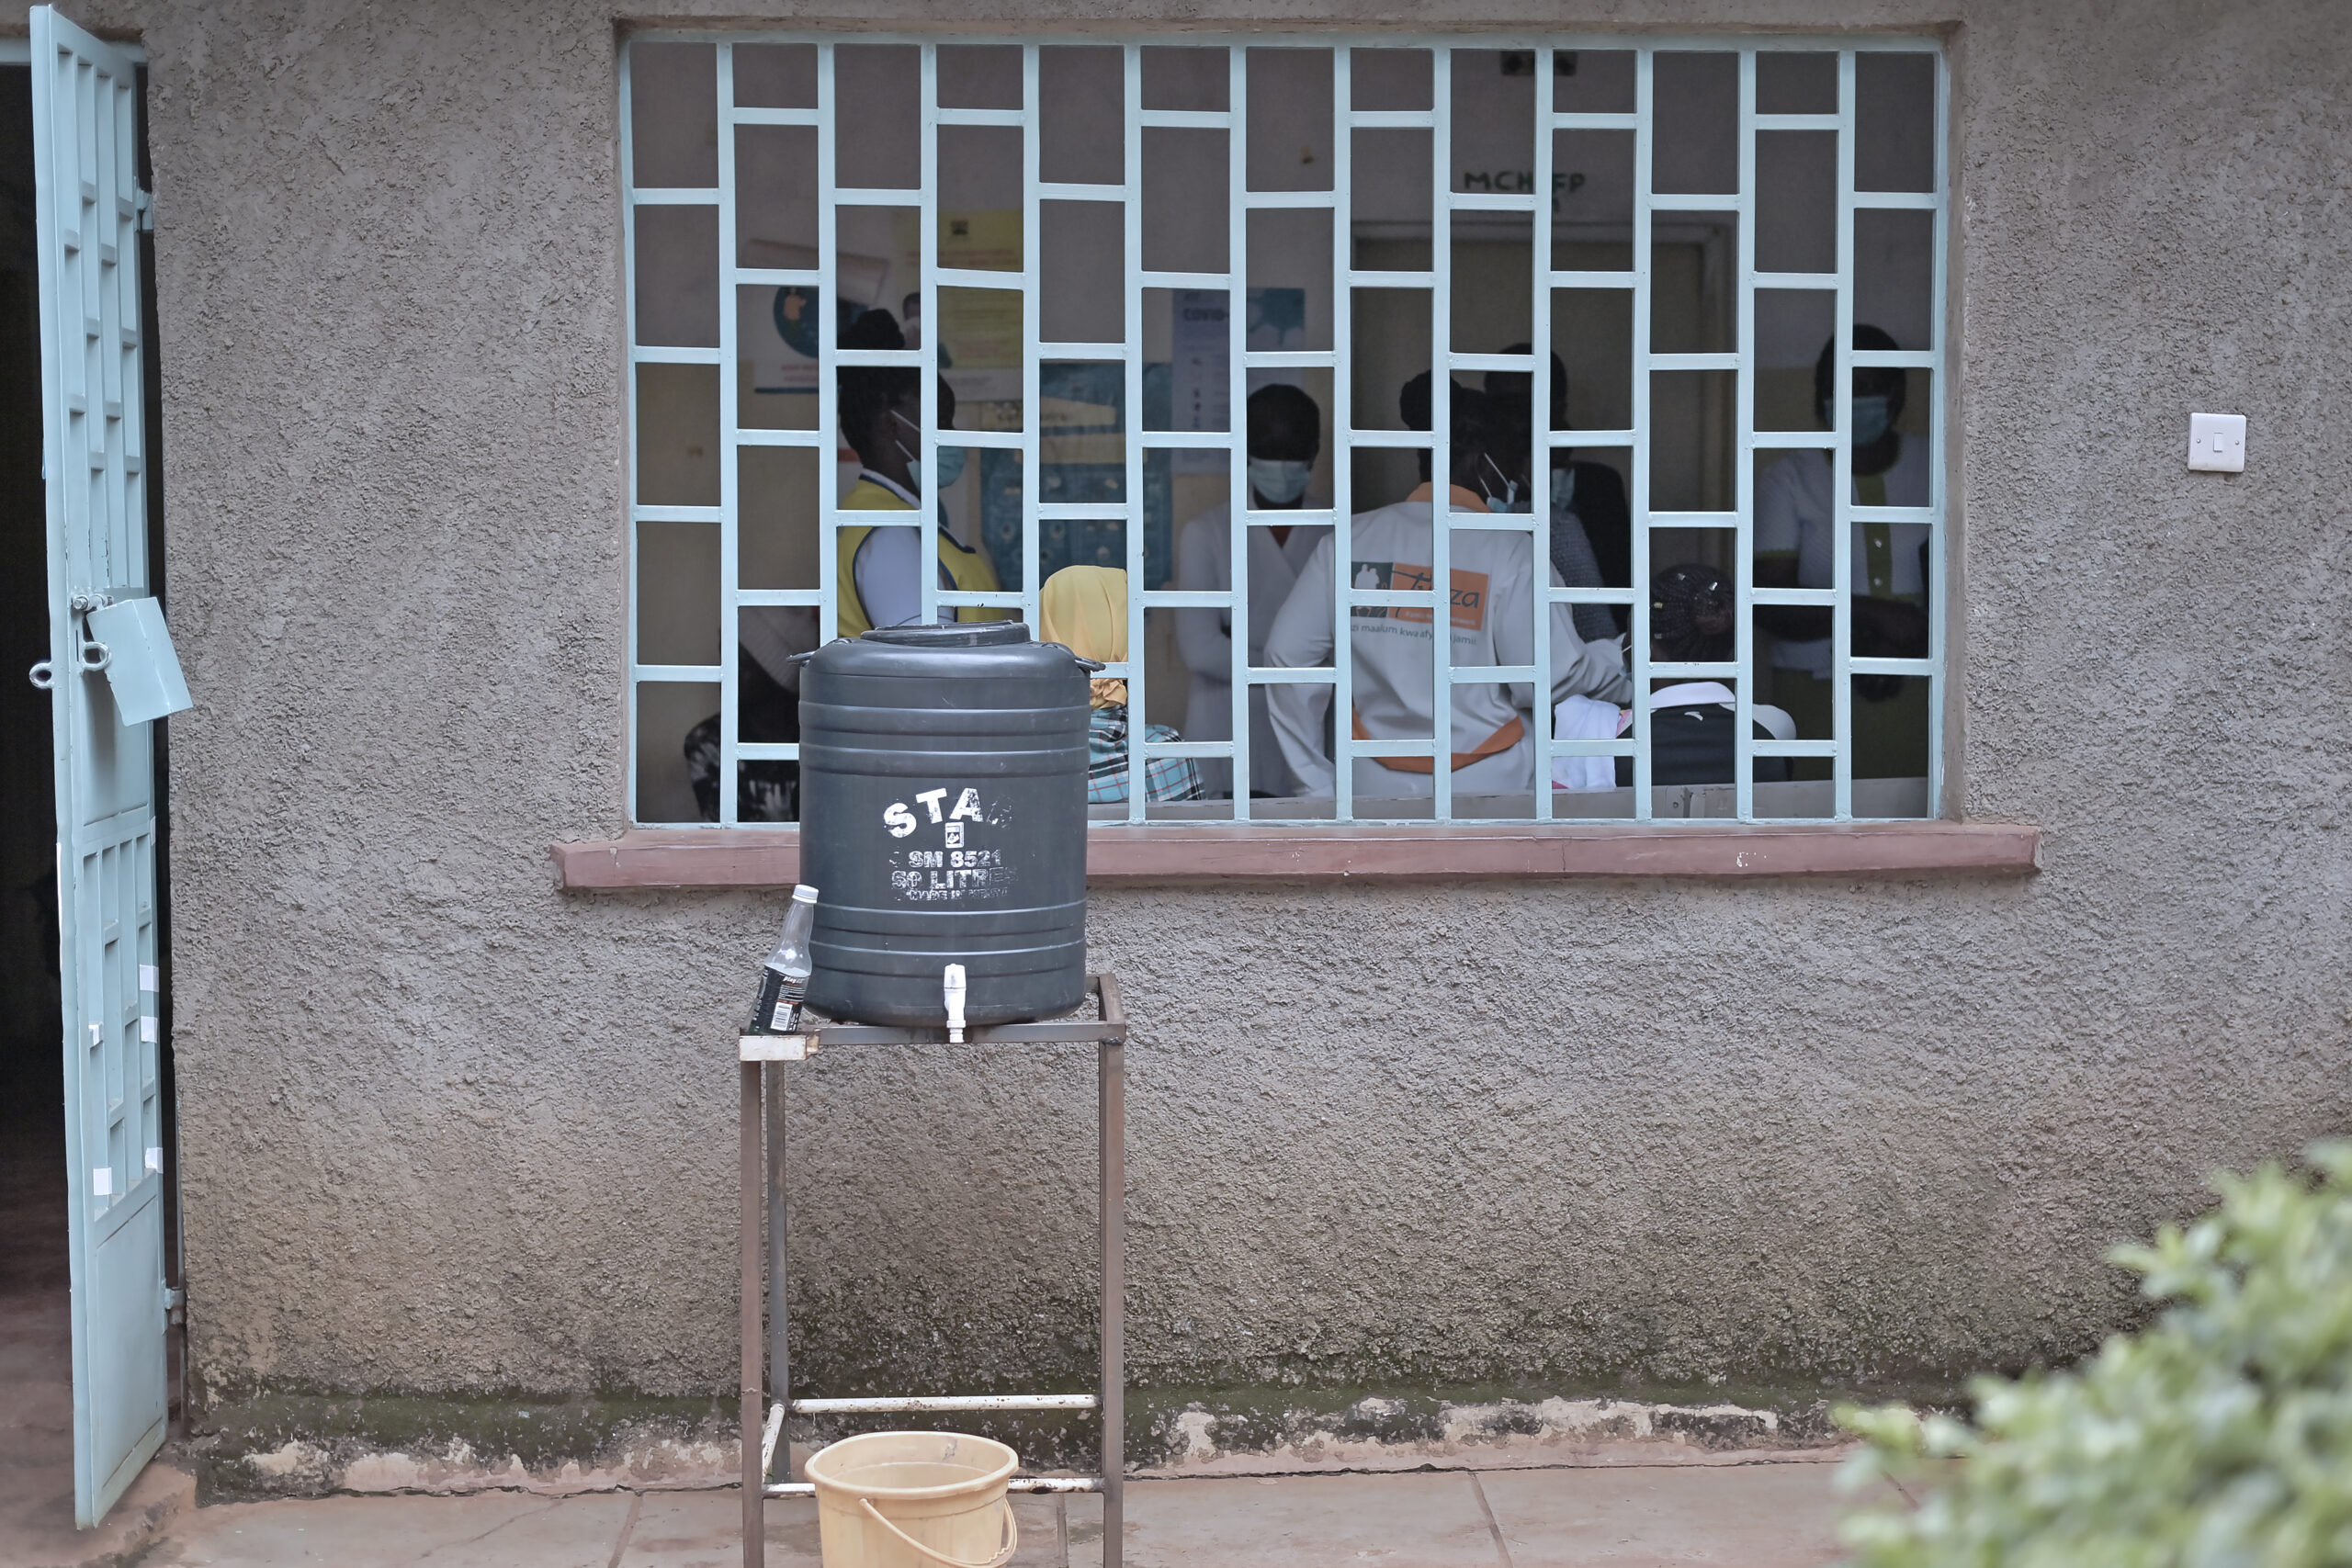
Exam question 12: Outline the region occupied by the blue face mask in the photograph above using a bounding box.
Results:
[1247,457,1312,506]
[1851,395,1893,446]
[910,445,966,493]
[892,412,967,493]
[1549,466,1578,513]
[1478,454,1523,513]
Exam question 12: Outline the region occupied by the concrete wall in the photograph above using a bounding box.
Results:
[89,0,2352,1449]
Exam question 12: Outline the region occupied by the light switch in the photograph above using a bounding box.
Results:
[2188,412,2246,473]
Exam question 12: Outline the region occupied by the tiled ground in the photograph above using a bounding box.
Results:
[0,1115,195,1568]
[139,1461,1869,1568]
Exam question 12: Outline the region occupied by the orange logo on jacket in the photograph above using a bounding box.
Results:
[1350,561,1489,630]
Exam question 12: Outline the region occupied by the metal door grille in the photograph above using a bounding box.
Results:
[621,36,1948,826]
[32,5,169,1525]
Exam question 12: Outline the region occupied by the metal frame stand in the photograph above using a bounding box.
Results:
[739,974,1126,1568]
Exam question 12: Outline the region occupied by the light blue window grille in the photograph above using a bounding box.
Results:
[621,37,1948,827]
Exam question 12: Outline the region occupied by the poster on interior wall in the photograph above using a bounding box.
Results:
[741,210,1026,412]
[980,361,1173,594]
[978,469,1174,593]
[934,210,1025,423]
[748,287,821,396]
[1168,287,1306,474]
[744,236,893,397]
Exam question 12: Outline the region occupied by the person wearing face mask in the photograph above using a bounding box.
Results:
[1172,383,1329,797]
[1754,325,1931,776]
[1262,378,1630,802]
[833,309,1008,637]
[1483,346,1634,642]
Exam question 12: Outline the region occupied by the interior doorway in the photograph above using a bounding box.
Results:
[0,52,74,1540]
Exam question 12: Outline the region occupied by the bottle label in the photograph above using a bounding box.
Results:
[749,970,785,1035]
[772,979,808,1032]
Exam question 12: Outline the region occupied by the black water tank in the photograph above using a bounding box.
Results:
[798,622,1092,1028]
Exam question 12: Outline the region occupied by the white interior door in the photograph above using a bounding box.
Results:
[29,4,168,1527]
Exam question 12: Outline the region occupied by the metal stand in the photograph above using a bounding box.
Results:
[739,974,1127,1568]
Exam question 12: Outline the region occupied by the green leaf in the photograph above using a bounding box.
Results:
[1836,1145,2352,1567]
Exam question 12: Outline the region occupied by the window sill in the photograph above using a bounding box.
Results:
[551,821,2040,889]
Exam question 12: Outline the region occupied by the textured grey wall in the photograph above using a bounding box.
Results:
[100,0,2352,1415]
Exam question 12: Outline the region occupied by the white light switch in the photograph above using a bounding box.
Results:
[2188,412,2246,472]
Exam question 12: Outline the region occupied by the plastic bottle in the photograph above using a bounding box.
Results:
[748,886,820,1034]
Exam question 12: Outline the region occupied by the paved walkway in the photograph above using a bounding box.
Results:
[1,1118,199,1568]
[139,1461,1865,1567]
[6,1112,1878,1568]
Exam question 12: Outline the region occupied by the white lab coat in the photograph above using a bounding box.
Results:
[1550,683,1796,791]
[1754,440,1931,679]
[1262,490,1630,800]
[1173,505,1328,798]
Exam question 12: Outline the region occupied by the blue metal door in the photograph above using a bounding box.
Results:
[28,6,169,1527]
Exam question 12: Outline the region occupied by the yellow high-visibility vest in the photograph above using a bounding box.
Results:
[836,476,1012,637]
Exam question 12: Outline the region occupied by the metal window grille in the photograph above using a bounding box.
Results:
[622,36,1949,827]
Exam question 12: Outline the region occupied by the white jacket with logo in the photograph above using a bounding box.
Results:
[1262,491,1632,798]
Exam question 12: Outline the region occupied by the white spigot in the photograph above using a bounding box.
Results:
[943,964,967,1043]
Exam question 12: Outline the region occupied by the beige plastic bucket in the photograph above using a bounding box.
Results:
[805,1430,1020,1568]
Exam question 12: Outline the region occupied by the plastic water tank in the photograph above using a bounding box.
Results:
[798,621,1092,1028]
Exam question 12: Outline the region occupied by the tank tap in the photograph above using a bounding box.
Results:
[943,964,967,1043]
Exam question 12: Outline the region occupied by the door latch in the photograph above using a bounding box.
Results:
[28,597,114,687]
[68,591,111,672]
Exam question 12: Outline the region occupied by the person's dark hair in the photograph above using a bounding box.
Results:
[1651,562,1736,663]
[1483,344,1570,435]
[838,309,920,464]
[1399,372,1505,488]
[1398,369,1434,434]
[1247,382,1322,461]
[1814,323,1907,430]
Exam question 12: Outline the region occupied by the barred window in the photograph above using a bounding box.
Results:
[622,37,1945,827]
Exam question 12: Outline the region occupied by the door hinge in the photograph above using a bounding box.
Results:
[164,1284,186,1325]
[135,187,153,233]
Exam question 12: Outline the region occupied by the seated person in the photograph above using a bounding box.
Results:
[1755,324,1931,775]
[1174,382,1329,798]
[685,606,819,822]
[1551,563,1794,790]
[835,309,1009,636]
[1483,345,1634,639]
[1037,565,1204,806]
[1262,379,1630,800]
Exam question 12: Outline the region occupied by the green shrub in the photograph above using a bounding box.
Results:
[1837,1142,2352,1567]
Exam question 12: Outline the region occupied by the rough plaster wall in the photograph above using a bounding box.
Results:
[87,0,2352,1406]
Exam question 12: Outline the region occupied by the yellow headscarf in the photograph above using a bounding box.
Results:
[1038,565,1129,709]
